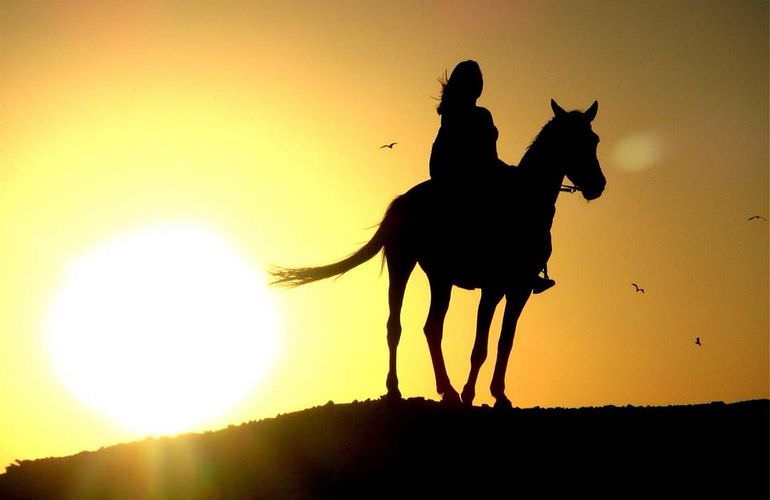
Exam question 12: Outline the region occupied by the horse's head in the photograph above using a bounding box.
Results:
[550,99,606,201]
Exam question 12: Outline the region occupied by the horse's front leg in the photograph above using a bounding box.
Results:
[461,287,504,406]
[424,278,460,404]
[490,286,532,409]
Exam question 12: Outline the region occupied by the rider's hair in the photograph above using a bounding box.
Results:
[437,60,483,115]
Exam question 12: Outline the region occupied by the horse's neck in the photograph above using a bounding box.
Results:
[517,144,564,216]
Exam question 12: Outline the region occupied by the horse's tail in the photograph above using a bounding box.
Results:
[269,197,403,288]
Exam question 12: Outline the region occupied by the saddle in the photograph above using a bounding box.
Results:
[427,174,552,290]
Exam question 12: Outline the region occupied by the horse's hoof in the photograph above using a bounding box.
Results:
[382,389,402,403]
[460,387,475,407]
[441,390,462,406]
[493,398,512,410]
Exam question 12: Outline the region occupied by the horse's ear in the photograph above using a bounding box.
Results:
[585,100,598,121]
[551,99,567,117]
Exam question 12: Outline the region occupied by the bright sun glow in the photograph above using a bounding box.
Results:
[44,223,279,435]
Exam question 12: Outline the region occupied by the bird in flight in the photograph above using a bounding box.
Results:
[380,142,397,149]
[631,283,645,293]
[695,337,702,346]
[747,215,767,222]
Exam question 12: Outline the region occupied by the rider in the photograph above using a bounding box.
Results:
[429,60,555,294]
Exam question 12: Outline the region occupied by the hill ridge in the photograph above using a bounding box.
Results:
[1,398,768,498]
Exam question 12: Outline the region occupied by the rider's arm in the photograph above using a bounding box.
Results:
[429,129,444,179]
[476,107,501,169]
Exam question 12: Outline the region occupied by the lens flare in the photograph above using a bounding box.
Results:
[612,132,663,172]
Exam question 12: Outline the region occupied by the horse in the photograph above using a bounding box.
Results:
[271,99,606,408]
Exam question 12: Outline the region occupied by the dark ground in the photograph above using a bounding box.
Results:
[0,398,767,499]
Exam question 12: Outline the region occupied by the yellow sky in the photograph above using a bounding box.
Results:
[1,1,767,470]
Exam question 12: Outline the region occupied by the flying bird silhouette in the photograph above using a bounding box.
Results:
[631,283,645,293]
[380,142,397,149]
[747,215,767,222]
[695,337,702,346]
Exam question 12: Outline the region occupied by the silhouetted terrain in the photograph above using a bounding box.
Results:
[1,398,767,499]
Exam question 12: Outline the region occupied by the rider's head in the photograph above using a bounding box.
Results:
[437,60,483,115]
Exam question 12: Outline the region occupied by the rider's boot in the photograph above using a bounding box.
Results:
[532,267,556,294]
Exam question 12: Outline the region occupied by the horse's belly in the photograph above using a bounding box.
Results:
[421,228,546,290]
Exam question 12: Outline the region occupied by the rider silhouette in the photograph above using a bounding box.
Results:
[429,60,555,293]
[429,60,504,183]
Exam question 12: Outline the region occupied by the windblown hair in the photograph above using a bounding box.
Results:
[436,60,483,115]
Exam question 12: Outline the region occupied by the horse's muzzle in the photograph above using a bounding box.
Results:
[582,179,606,201]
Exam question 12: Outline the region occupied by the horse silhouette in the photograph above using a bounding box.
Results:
[272,99,606,408]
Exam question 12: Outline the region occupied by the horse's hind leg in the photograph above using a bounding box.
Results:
[385,249,415,400]
[424,277,460,404]
[461,288,504,406]
[490,286,531,409]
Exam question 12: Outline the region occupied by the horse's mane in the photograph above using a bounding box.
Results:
[526,116,558,152]
[529,111,585,148]
[519,117,557,169]
[521,111,582,168]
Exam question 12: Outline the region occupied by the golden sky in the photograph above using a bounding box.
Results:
[1,1,767,471]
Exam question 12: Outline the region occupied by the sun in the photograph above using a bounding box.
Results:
[44,223,279,435]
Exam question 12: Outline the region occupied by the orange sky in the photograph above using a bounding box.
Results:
[1,1,767,471]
